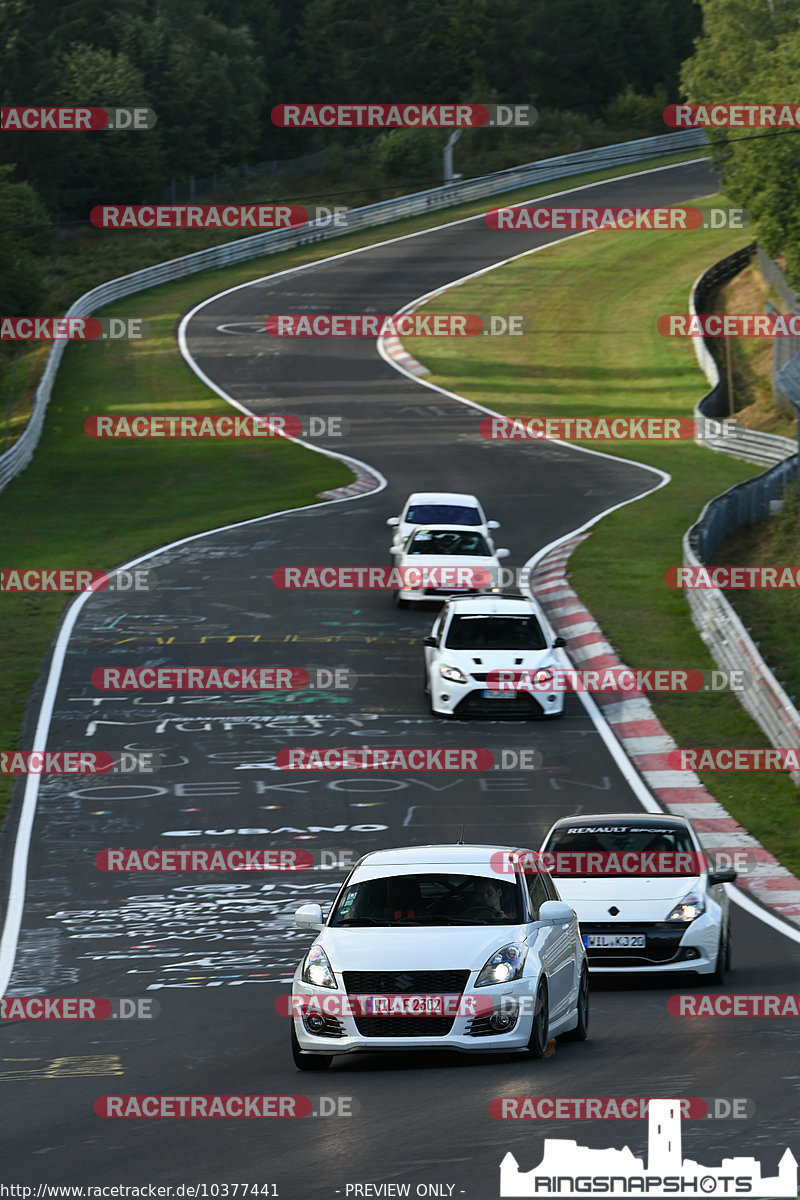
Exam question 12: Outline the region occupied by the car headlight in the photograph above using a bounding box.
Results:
[440,664,468,684]
[475,942,527,986]
[301,945,338,989]
[666,892,705,922]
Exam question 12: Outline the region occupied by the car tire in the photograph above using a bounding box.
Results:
[561,964,589,1041]
[291,1023,332,1072]
[710,923,730,984]
[527,980,549,1058]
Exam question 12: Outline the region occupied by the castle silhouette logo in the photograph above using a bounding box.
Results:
[500,1098,797,1197]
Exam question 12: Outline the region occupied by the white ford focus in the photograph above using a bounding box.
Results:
[539,813,736,979]
[423,593,567,718]
[290,844,589,1070]
[387,492,500,561]
[393,525,510,607]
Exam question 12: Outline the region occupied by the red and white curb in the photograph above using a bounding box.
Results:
[532,532,800,929]
[317,468,381,501]
[381,334,430,377]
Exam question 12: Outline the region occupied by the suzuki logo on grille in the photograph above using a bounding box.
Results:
[608,906,620,916]
[394,974,415,990]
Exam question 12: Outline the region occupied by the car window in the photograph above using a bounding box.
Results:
[526,872,551,919]
[328,873,523,926]
[405,504,482,526]
[542,825,698,876]
[406,530,492,557]
[444,613,547,651]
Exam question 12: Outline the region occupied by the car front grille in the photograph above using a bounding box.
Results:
[342,970,471,1038]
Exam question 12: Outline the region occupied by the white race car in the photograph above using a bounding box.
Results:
[387,492,500,561]
[290,844,589,1070]
[423,593,567,717]
[393,525,510,607]
[539,813,736,979]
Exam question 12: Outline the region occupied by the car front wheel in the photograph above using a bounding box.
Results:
[561,964,589,1041]
[527,980,549,1058]
[709,923,731,984]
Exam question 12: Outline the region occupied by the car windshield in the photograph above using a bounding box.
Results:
[542,824,700,876]
[405,504,481,526]
[329,872,523,926]
[444,613,547,650]
[406,530,492,557]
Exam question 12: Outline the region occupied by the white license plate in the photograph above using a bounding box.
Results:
[481,689,516,699]
[585,934,646,949]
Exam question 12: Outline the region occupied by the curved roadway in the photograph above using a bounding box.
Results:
[2,160,799,1196]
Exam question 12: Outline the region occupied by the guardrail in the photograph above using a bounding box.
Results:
[683,248,800,780]
[0,128,708,494]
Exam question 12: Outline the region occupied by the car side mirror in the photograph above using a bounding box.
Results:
[423,635,438,647]
[487,520,500,530]
[496,548,510,559]
[538,900,574,925]
[552,636,567,648]
[295,903,325,930]
[708,868,737,886]
[387,517,399,527]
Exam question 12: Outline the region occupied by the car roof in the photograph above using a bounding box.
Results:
[442,593,538,615]
[355,843,532,866]
[547,813,690,830]
[404,524,490,535]
[403,492,481,507]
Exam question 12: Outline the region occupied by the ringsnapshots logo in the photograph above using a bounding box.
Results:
[499,1097,797,1197]
[271,103,537,127]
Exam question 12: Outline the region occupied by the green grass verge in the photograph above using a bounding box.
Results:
[0,147,708,828]
[401,202,800,878]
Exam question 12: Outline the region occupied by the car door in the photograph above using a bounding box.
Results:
[424,610,445,680]
[528,870,576,1020]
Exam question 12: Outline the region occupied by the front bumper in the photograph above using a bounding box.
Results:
[430,675,563,717]
[579,914,721,974]
[291,980,538,1055]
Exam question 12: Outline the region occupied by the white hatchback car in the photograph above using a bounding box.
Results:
[290,844,589,1070]
[387,492,500,561]
[393,525,510,607]
[539,813,736,979]
[423,593,567,718]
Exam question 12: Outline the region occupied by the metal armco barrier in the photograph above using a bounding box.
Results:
[0,128,707,494]
[683,248,800,780]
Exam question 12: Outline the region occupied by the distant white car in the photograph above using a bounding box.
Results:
[539,812,736,979]
[392,525,510,607]
[387,492,500,561]
[290,843,589,1070]
[423,593,567,718]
